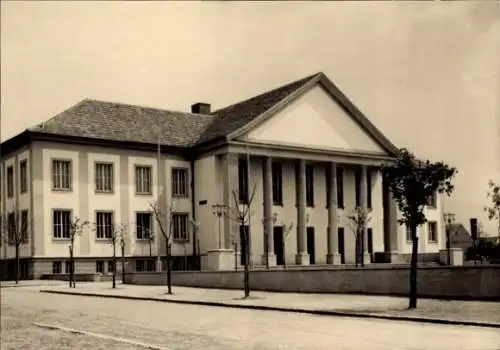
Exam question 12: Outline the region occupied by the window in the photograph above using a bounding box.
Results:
[108,260,114,273]
[136,259,145,272]
[272,162,283,205]
[136,212,153,239]
[96,261,104,273]
[21,210,28,242]
[337,168,344,208]
[20,160,28,193]
[52,261,62,274]
[95,162,113,193]
[238,159,248,204]
[426,191,437,208]
[428,221,438,242]
[305,164,314,207]
[96,212,113,239]
[135,166,152,194]
[52,160,72,190]
[367,169,372,209]
[146,260,156,271]
[53,210,71,239]
[7,213,15,243]
[405,225,412,242]
[172,213,189,241]
[7,166,14,198]
[172,168,188,197]
[65,261,74,274]
[355,168,361,207]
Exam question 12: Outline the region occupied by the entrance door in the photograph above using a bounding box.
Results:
[307,227,315,265]
[239,226,248,266]
[273,226,284,265]
[367,228,373,263]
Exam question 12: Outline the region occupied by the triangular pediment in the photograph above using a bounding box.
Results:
[240,84,388,154]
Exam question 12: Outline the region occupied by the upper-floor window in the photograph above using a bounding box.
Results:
[367,169,372,209]
[7,166,14,198]
[172,168,188,197]
[53,210,72,239]
[96,211,114,239]
[426,191,437,208]
[20,160,28,193]
[428,221,438,242]
[272,162,283,205]
[238,159,248,204]
[135,165,152,195]
[136,212,153,240]
[52,160,72,191]
[305,164,314,207]
[172,213,189,241]
[95,162,114,193]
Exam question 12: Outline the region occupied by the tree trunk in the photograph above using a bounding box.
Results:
[244,233,250,298]
[165,241,172,294]
[15,244,19,284]
[149,242,152,257]
[69,244,74,288]
[121,244,125,284]
[282,241,286,269]
[112,241,116,289]
[409,224,419,309]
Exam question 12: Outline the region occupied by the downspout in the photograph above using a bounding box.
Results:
[189,155,197,259]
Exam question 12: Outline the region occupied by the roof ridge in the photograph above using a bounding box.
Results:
[80,98,215,118]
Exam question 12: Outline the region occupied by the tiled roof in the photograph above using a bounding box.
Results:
[197,73,320,143]
[29,100,216,147]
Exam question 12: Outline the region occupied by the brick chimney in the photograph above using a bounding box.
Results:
[191,102,211,114]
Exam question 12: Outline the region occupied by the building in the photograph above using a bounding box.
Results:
[0,72,445,279]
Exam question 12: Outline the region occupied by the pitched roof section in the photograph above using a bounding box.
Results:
[29,99,216,147]
[197,73,320,144]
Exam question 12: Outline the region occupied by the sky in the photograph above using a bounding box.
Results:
[1,1,499,235]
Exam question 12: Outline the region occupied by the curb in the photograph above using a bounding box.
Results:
[39,290,500,329]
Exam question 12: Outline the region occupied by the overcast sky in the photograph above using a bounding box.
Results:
[1,1,499,234]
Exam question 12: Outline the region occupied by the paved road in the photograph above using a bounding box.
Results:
[2,287,499,350]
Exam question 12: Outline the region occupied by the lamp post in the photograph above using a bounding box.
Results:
[120,238,125,284]
[211,204,227,249]
[443,212,455,265]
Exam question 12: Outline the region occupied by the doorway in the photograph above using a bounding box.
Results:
[273,226,284,265]
[307,227,315,265]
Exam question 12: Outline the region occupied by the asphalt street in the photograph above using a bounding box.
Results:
[1,287,499,350]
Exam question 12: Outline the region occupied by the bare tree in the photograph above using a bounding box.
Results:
[68,217,89,288]
[281,221,294,269]
[108,223,128,289]
[225,185,257,298]
[347,207,372,267]
[150,200,174,294]
[0,208,28,284]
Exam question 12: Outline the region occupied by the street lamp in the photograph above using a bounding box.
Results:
[211,204,227,249]
[443,212,455,265]
[120,238,125,284]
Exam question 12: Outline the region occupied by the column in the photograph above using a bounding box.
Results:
[223,153,239,250]
[295,159,309,265]
[359,165,372,265]
[382,177,401,263]
[327,162,342,264]
[261,157,276,266]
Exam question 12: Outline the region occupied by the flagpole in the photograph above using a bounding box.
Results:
[157,127,162,271]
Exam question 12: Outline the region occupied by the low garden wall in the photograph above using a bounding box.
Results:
[124,265,500,301]
[41,273,114,282]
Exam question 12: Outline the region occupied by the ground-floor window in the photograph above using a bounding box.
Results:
[96,260,104,273]
[65,261,74,274]
[146,260,156,271]
[136,260,145,272]
[52,261,62,274]
[108,260,114,273]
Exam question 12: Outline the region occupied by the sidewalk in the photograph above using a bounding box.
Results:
[38,282,500,328]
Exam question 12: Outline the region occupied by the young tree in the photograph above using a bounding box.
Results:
[225,185,257,298]
[150,201,174,294]
[484,180,500,236]
[382,148,457,309]
[347,207,372,267]
[281,221,294,269]
[68,217,89,288]
[108,223,128,289]
[145,229,154,257]
[1,208,29,284]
